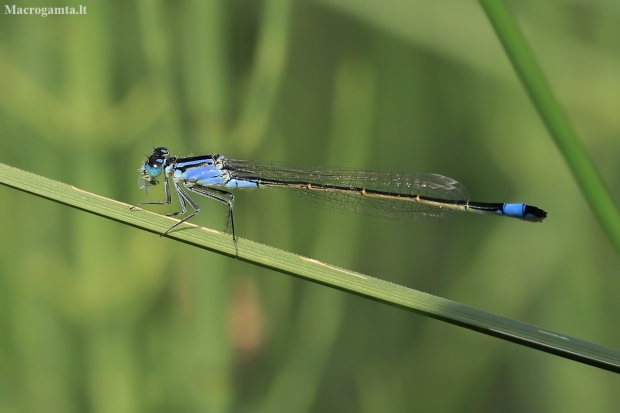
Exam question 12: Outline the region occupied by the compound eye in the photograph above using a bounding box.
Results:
[144,158,164,178]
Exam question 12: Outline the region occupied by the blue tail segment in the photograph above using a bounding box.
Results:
[502,203,547,222]
[502,203,528,219]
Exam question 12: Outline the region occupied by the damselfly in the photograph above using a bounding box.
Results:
[132,147,547,253]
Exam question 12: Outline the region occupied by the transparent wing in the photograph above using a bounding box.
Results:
[227,159,470,221]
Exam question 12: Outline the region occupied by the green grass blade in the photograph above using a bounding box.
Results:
[1,161,620,373]
[478,0,620,256]
[230,0,292,153]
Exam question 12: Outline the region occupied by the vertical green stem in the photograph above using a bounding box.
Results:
[479,0,620,256]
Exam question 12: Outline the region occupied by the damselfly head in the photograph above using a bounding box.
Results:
[140,147,170,183]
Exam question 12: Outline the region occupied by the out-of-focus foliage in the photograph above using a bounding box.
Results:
[0,0,619,412]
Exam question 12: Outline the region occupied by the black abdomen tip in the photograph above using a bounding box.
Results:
[524,205,547,222]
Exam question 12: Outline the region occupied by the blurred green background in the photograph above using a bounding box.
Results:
[1,0,620,411]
